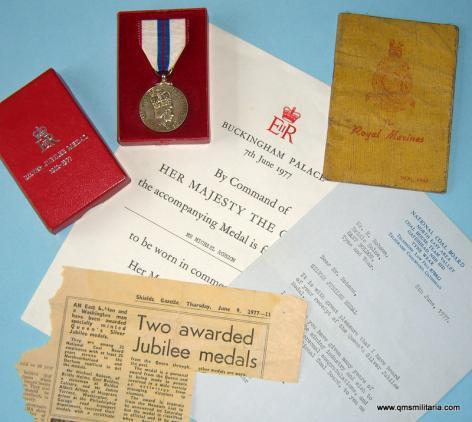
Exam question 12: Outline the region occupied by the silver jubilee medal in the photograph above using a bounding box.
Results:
[139,19,188,132]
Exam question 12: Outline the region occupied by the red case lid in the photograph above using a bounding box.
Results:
[0,69,130,233]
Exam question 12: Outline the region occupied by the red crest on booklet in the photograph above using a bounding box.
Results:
[118,8,210,145]
[0,69,130,233]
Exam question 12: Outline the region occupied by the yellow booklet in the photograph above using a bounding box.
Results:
[323,13,458,192]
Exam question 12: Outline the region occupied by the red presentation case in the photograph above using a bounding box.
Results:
[118,8,210,145]
[0,69,130,233]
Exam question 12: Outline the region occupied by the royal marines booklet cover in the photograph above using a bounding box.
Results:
[323,13,458,192]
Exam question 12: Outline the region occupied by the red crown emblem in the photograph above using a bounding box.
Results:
[389,39,403,58]
[282,106,301,123]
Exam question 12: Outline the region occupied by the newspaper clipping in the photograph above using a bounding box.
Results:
[17,267,307,421]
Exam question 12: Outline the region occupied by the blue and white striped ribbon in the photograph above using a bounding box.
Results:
[141,19,187,74]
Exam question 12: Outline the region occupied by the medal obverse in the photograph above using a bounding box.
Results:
[139,18,189,133]
[139,81,188,132]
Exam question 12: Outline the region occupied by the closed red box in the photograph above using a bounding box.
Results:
[118,8,210,145]
[0,69,130,233]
